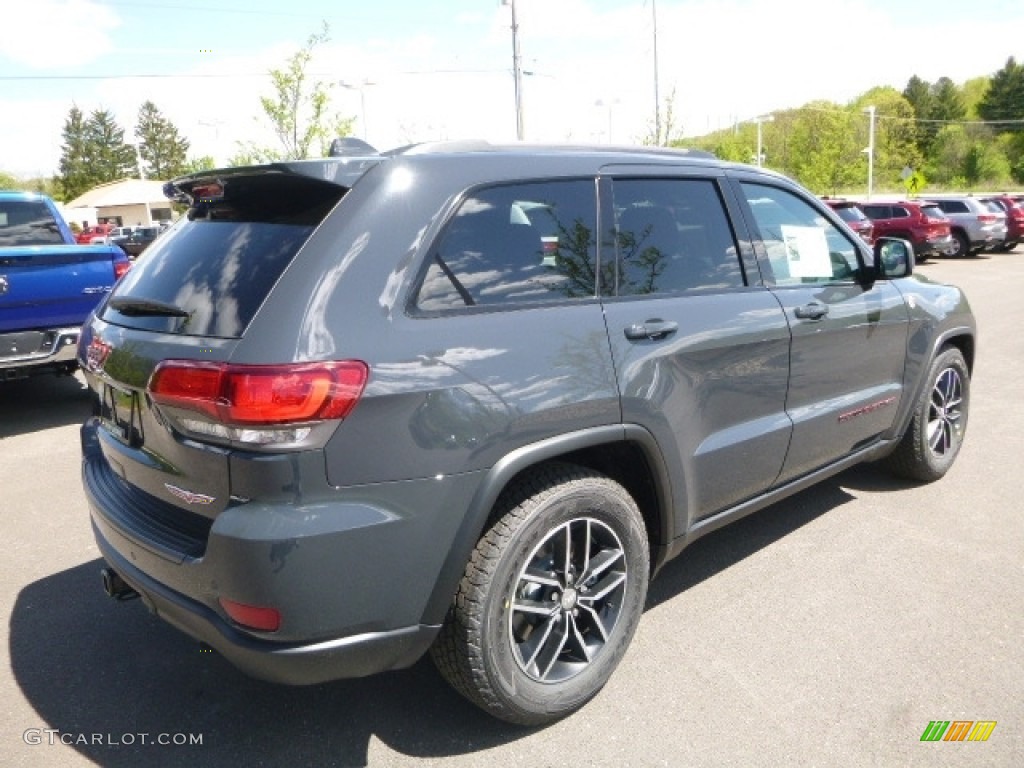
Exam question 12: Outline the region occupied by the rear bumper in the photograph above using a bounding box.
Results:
[914,234,954,257]
[81,419,481,684]
[0,326,80,374]
[92,533,437,684]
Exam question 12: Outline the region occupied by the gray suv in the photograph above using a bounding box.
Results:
[79,141,975,725]
[928,194,1008,256]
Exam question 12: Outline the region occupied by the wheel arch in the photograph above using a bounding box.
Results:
[419,424,675,625]
[940,330,975,375]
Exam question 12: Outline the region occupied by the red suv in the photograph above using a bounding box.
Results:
[860,201,954,262]
[823,198,873,244]
[980,194,1024,252]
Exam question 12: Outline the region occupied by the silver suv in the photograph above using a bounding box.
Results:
[927,195,1008,257]
[79,141,976,725]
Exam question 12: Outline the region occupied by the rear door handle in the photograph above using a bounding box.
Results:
[624,320,678,341]
[794,302,829,320]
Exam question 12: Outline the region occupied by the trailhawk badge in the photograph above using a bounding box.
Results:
[164,484,216,505]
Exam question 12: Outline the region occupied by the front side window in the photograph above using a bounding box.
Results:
[741,183,862,285]
[611,178,744,296]
[415,180,598,312]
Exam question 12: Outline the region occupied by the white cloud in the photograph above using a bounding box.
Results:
[0,0,121,69]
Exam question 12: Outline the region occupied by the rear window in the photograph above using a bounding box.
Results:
[101,173,346,338]
[0,199,66,246]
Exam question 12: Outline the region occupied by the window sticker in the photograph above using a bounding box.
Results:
[0,213,8,226]
[780,225,831,278]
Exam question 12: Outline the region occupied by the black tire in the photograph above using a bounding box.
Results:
[883,347,969,482]
[948,231,970,258]
[430,463,650,726]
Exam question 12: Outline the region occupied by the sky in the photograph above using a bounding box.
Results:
[1,0,1023,178]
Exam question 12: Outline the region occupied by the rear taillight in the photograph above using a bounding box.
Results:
[113,260,131,280]
[149,360,368,446]
[977,214,997,223]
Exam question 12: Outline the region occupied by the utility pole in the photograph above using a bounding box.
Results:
[503,0,525,140]
[652,0,661,144]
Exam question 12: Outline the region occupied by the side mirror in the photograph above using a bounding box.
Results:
[874,237,913,278]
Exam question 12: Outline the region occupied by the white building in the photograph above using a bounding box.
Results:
[65,179,174,229]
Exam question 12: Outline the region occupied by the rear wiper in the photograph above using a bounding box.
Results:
[108,297,190,318]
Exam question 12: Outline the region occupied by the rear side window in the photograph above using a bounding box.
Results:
[834,205,869,224]
[101,173,346,338]
[0,200,66,246]
[611,178,744,295]
[861,205,890,219]
[919,204,946,220]
[414,180,598,312]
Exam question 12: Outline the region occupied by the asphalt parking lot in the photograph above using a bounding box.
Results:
[2,252,1021,768]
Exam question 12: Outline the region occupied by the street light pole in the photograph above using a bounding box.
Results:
[596,98,620,143]
[339,80,375,141]
[754,114,773,167]
[865,105,876,200]
[502,0,525,140]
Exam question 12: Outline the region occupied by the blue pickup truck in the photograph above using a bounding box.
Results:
[0,191,131,380]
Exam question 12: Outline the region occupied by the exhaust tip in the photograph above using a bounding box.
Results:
[101,567,138,601]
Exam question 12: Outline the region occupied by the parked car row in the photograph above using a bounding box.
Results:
[111,225,163,258]
[822,193,1021,261]
[74,222,170,257]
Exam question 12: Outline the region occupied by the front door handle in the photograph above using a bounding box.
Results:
[624,320,678,341]
[794,302,829,320]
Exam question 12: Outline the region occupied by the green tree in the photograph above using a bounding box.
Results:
[930,78,966,124]
[785,102,861,194]
[963,142,1011,185]
[84,109,138,185]
[181,155,218,175]
[57,105,97,201]
[648,88,684,147]
[236,22,355,163]
[903,75,934,154]
[857,87,921,191]
[927,125,971,185]
[135,101,190,179]
[978,56,1024,133]
[960,77,990,119]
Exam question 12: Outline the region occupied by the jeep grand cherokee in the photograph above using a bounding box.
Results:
[79,140,975,725]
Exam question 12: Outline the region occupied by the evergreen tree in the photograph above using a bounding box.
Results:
[57,105,97,202]
[85,109,139,183]
[902,75,933,155]
[978,56,1024,133]
[929,78,966,123]
[135,101,190,179]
